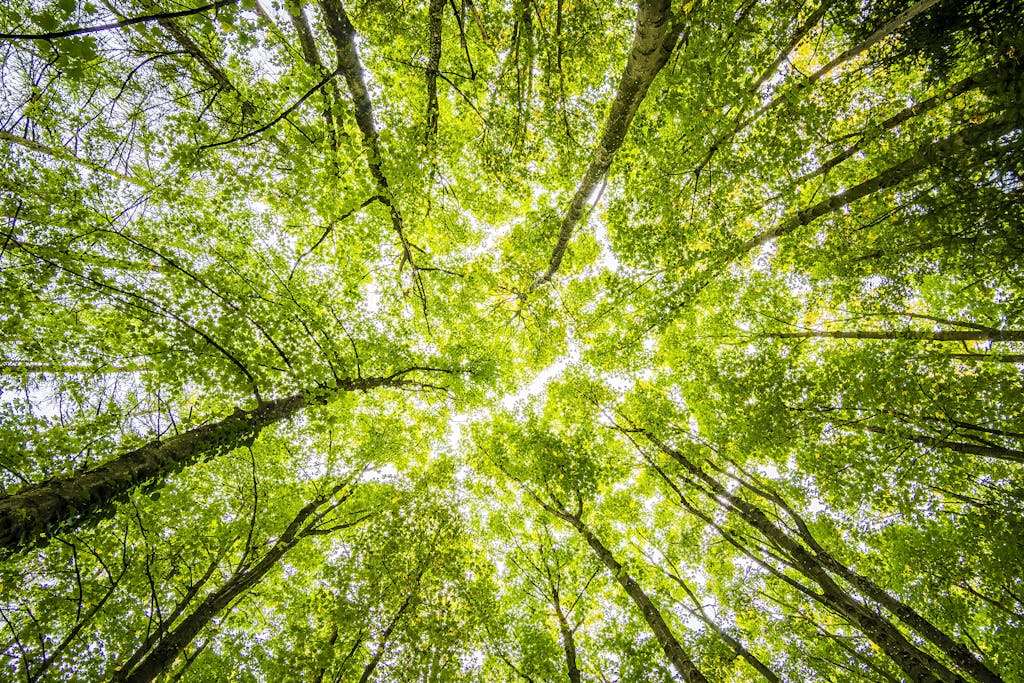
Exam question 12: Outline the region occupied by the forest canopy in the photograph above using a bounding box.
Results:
[1,0,1023,680]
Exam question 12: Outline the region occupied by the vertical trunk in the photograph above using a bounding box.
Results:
[358,566,426,683]
[311,624,339,683]
[558,510,709,683]
[283,0,342,145]
[549,587,581,683]
[533,0,680,287]
[317,0,423,287]
[557,618,581,683]
[425,0,445,142]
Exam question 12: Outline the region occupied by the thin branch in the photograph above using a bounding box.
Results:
[0,0,240,41]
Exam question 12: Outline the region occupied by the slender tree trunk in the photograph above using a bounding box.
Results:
[690,0,832,179]
[311,624,339,683]
[858,424,1024,465]
[944,353,1024,363]
[317,0,416,266]
[0,375,409,552]
[636,430,965,683]
[766,328,1024,342]
[117,487,354,682]
[744,115,1020,252]
[549,504,709,683]
[358,566,426,683]
[691,0,939,180]
[801,522,1001,683]
[549,587,581,683]
[726,463,1004,683]
[557,617,581,683]
[425,0,445,142]
[533,0,680,288]
[666,571,781,683]
[0,130,146,186]
[112,553,224,680]
[283,0,342,148]
[798,68,990,184]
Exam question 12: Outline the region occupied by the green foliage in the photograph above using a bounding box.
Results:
[1,0,1023,681]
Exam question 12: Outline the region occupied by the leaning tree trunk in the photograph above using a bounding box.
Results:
[766,329,1024,343]
[116,486,356,682]
[637,430,969,683]
[0,375,408,552]
[533,0,680,288]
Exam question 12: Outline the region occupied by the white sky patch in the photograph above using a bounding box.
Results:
[361,462,399,482]
[592,214,621,273]
[861,274,891,293]
[500,328,581,410]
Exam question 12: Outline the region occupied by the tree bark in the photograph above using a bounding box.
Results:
[425,0,445,142]
[545,503,709,683]
[636,430,965,683]
[744,115,1020,252]
[532,0,680,288]
[117,487,353,683]
[112,553,224,680]
[767,328,1024,343]
[358,565,426,683]
[858,424,1024,465]
[725,463,1004,683]
[0,375,411,552]
[318,0,424,288]
[667,570,781,683]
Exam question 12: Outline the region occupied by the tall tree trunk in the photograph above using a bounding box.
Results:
[665,569,781,683]
[116,485,357,682]
[317,0,419,273]
[743,115,1020,252]
[722,460,1004,683]
[0,374,412,552]
[541,500,709,683]
[549,585,582,683]
[424,0,445,143]
[633,429,966,683]
[533,0,680,288]
[112,552,224,680]
[358,565,427,683]
[767,328,1024,343]
[856,424,1024,465]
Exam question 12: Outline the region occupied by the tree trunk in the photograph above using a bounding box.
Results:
[767,328,1024,343]
[533,0,680,288]
[358,566,426,683]
[744,115,1019,251]
[731,464,1004,683]
[117,487,351,682]
[637,430,965,683]
[0,375,407,552]
[859,424,1024,465]
[667,570,781,683]
[555,507,709,683]
[424,0,445,142]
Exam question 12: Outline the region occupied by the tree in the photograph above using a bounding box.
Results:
[2,0,1023,680]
